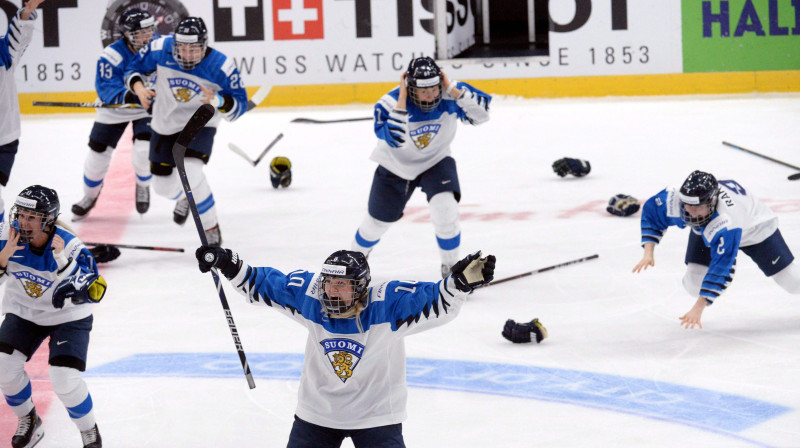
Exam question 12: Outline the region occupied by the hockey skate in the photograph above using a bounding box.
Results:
[11,407,44,448]
[71,195,99,220]
[205,225,222,247]
[173,197,189,225]
[80,424,102,448]
[135,184,150,214]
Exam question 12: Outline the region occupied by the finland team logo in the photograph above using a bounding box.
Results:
[410,124,441,150]
[13,271,54,299]
[168,77,202,102]
[320,338,365,383]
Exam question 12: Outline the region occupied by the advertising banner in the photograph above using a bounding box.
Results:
[682,0,800,72]
[2,0,684,95]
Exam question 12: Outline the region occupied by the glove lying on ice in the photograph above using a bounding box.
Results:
[89,244,121,263]
[502,318,548,343]
[606,194,640,217]
[552,158,591,177]
[451,251,496,292]
[195,246,243,280]
[52,272,107,309]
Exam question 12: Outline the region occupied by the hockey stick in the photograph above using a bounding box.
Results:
[227,133,284,167]
[722,141,800,181]
[291,116,372,124]
[246,85,271,111]
[481,254,600,287]
[83,242,184,252]
[172,104,256,389]
[33,101,143,109]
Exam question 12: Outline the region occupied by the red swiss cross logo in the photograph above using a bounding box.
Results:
[272,0,324,40]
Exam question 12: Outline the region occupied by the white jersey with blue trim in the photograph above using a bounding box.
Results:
[94,38,154,125]
[0,225,99,326]
[640,180,778,301]
[125,36,248,135]
[0,9,37,146]
[370,81,491,180]
[228,264,469,429]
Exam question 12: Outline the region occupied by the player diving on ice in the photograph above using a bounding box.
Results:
[633,170,800,328]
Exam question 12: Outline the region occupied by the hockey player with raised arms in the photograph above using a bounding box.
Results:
[125,16,248,245]
[0,186,107,448]
[195,245,496,447]
[351,57,491,278]
[633,170,800,329]
[71,8,157,220]
[0,0,45,225]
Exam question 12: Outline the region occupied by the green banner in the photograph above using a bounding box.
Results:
[683,0,800,72]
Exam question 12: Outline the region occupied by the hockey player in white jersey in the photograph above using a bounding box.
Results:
[0,0,44,225]
[351,57,491,278]
[71,8,156,220]
[125,16,248,246]
[195,245,495,448]
[0,186,107,448]
[633,171,800,329]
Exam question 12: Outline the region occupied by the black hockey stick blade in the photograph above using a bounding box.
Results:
[246,85,271,111]
[172,104,256,390]
[722,141,800,172]
[33,101,143,109]
[789,172,800,180]
[253,133,284,166]
[84,242,184,252]
[482,254,600,288]
[291,116,372,124]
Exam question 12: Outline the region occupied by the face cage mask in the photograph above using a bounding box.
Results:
[680,195,718,228]
[319,276,366,316]
[408,84,442,112]
[10,206,51,244]
[126,25,155,52]
[173,41,206,70]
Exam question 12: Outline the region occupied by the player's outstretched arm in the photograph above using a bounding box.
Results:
[632,242,656,273]
[21,0,44,20]
[679,297,707,329]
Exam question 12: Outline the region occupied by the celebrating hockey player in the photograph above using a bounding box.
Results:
[633,170,800,328]
[0,0,45,225]
[125,16,248,246]
[71,8,157,220]
[350,56,491,278]
[0,186,107,448]
[195,245,495,447]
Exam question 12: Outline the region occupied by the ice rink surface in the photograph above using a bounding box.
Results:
[1,93,799,447]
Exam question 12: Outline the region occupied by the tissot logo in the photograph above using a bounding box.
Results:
[272,0,324,40]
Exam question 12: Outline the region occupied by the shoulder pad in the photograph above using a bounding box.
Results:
[703,213,730,241]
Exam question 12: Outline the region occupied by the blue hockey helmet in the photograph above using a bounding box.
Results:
[173,17,208,70]
[319,250,371,317]
[678,170,719,228]
[406,56,443,112]
[119,9,155,51]
[10,185,60,243]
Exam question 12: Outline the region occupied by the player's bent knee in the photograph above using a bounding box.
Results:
[88,139,111,153]
[682,263,707,297]
[773,262,800,294]
[0,351,26,383]
[429,192,459,231]
[150,162,174,176]
[49,365,83,395]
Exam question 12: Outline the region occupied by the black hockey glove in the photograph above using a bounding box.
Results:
[451,251,496,293]
[270,156,292,189]
[386,109,408,148]
[502,318,548,344]
[552,158,591,177]
[606,194,640,217]
[195,246,243,280]
[52,272,108,309]
[89,244,121,263]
